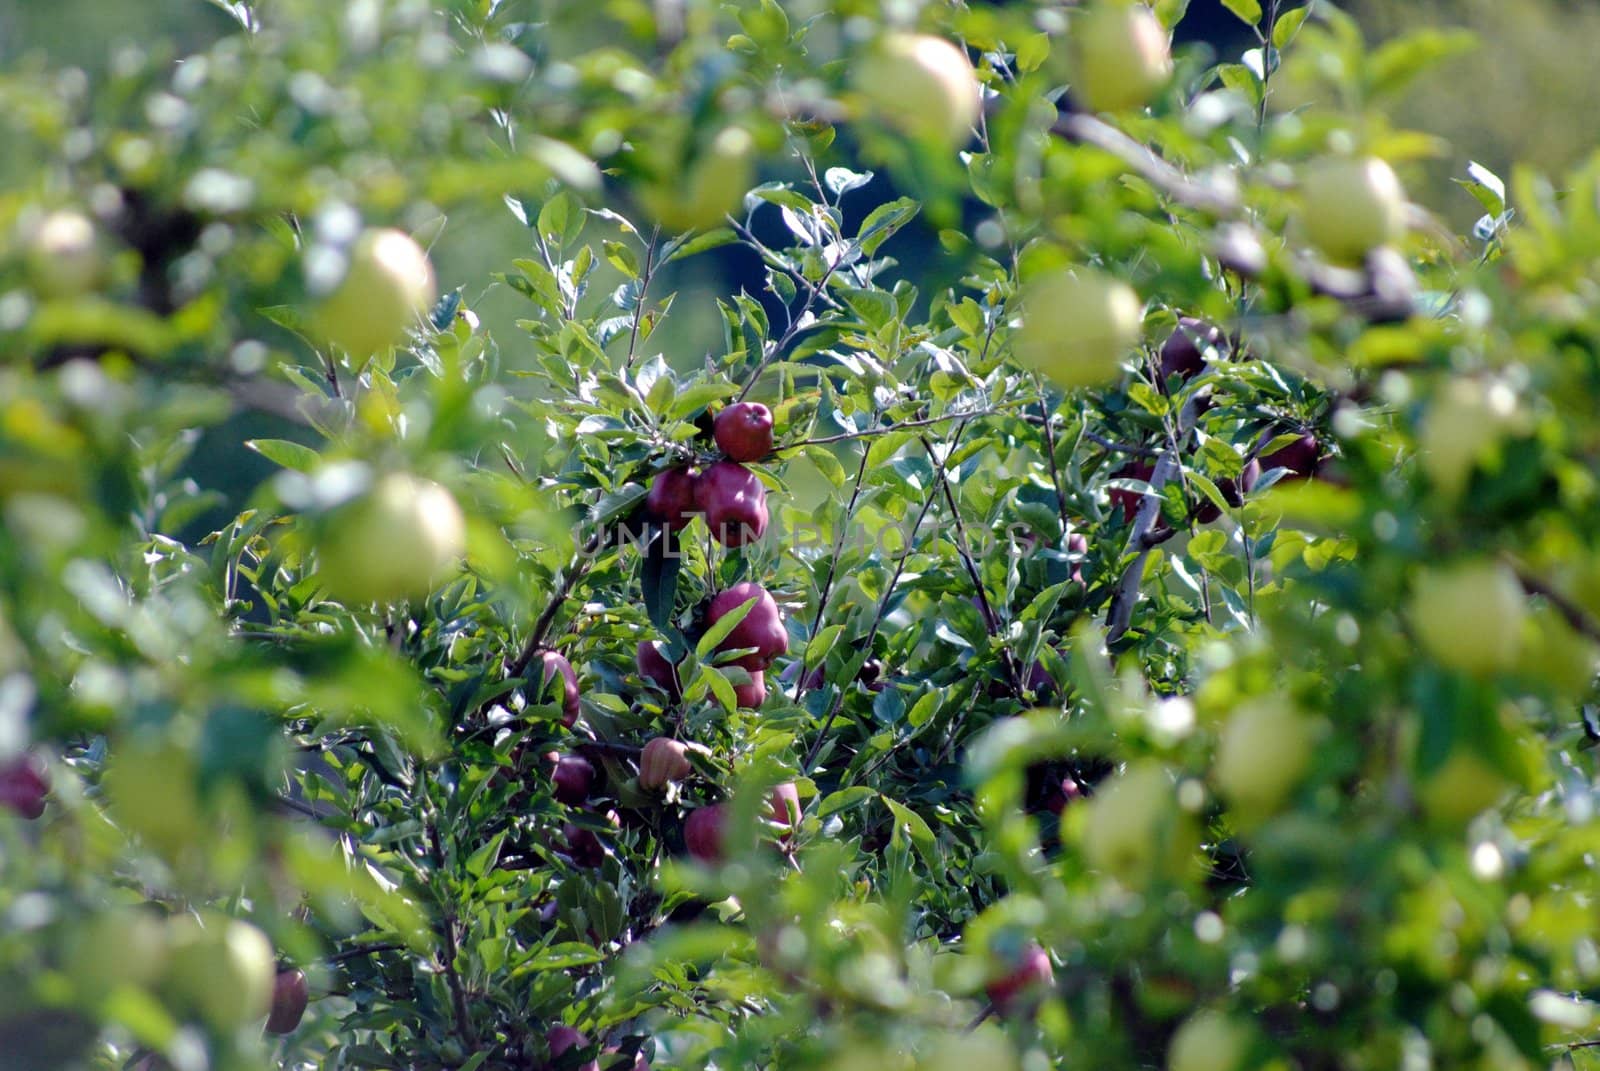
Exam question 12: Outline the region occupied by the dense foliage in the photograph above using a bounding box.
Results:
[5,2,1600,1070]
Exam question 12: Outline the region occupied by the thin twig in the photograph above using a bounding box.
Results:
[1052,112,1240,217]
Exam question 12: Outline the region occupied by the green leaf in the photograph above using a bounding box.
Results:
[1219,0,1261,26]
[697,594,757,659]
[1272,6,1309,48]
[245,438,320,473]
[881,796,937,867]
[817,786,878,817]
[666,228,739,264]
[642,526,683,632]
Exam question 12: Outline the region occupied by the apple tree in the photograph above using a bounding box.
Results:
[4,2,1600,1070]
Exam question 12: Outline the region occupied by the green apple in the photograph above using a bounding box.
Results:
[1167,1009,1252,1071]
[853,33,981,148]
[1417,376,1522,498]
[1213,701,1316,823]
[65,908,170,1002]
[917,1024,1019,1071]
[161,916,276,1030]
[316,472,466,604]
[1015,268,1144,388]
[26,209,105,297]
[1407,559,1526,676]
[1417,749,1512,827]
[1520,603,1599,696]
[311,227,436,357]
[102,741,205,861]
[1299,156,1407,264]
[640,126,756,233]
[1080,760,1196,885]
[1070,3,1173,114]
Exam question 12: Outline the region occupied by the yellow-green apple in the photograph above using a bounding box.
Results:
[102,741,204,860]
[1418,377,1521,498]
[714,402,775,462]
[315,472,465,604]
[852,33,980,147]
[160,915,276,1030]
[1213,701,1316,822]
[640,126,756,233]
[917,1024,1019,1071]
[638,737,691,791]
[1407,559,1526,675]
[707,581,788,669]
[311,227,436,356]
[693,462,769,547]
[1417,749,1511,827]
[26,210,105,297]
[1015,269,1144,388]
[1299,156,1407,264]
[645,467,699,530]
[1166,1009,1252,1071]
[65,907,170,1001]
[1080,761,1196,885]
[1070,3,1173,113]
[264,968,309,1035]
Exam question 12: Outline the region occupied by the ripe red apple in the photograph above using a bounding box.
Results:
[1260,434,1320,479]
[636,641,682,700]
[733,670,766,709]
[638,737,691,791]
[1110,461,1156,524]
[1070,3,1173,114]
[0,752,49,820]
[1193,459,1261,523]
[562,823,605,869]
[1015,269,1145,388]
[684,803,727,864]
[1066,531,1089,586]
[311,227,437,357]
[693,462,769,547]
[264,968,309,1035]
[645,467,698,530]
[852,33,980,147]
[707,581,788,670]
[536,650,580,727]
[714,403,775,462]
[857,659,885,689]
[316,472,466,605]
[768,782,801,833]
[1300,156,1407,265]
[985,943,1054,1009]
[1158,318,1224,388]
[547,753,595,806]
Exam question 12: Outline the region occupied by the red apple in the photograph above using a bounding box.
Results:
[636,641,681,700]
[1194,459,1261,523]
[1066,532,1088,586]
[536,650,580,727]
[638,738,691,791]
[768,782,801,832]
[733,670,766,709]
[563,823,605,869]
[707,581,788,670]
[264,968,309,1035]
[985,943,1054,1009]
[1158,318,1224,388]
[857,659,885,689]
[693,462,769,547]
[0,752,49,820]
[684,804,727,864]
[549,1025,597,1070]
[1110,461,1155,524]
[714,403,775,462]
[1261,434,1320,479]
[547,754,595,806]
[645,467,698,530]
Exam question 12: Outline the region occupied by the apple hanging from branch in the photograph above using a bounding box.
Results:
[310,227,437,357]
[852,33,980,148]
